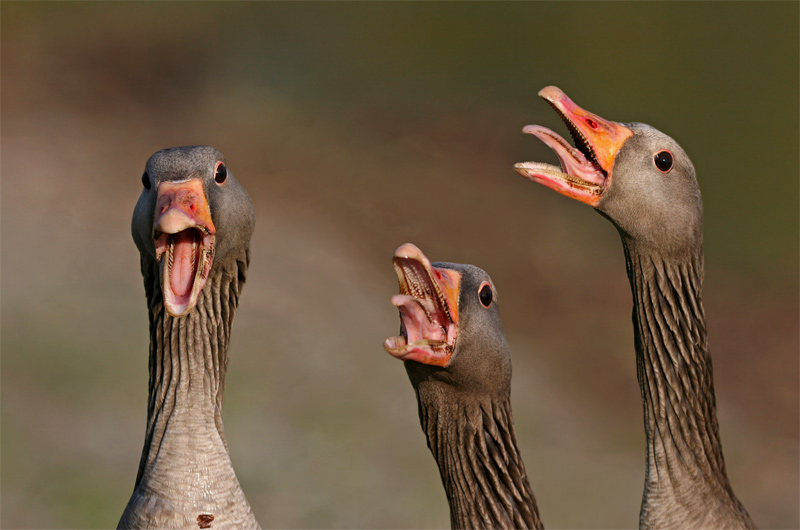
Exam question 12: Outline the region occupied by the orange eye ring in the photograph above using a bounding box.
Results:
[478,281,493,308]
[654,150,674,173]
[214,161,227,184]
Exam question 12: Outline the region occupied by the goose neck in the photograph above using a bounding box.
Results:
[622,240,752,525]
[129,253,253,514]
[416,387,542,530]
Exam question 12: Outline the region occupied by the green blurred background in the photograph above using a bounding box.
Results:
[2,2,797,528]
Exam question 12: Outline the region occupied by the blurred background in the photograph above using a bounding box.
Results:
[2,2,797,529]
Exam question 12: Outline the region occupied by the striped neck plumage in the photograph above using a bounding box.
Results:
[622,238,753,528]
[137,254,246,482]
[416,387,542,530]
[118,251,259,530]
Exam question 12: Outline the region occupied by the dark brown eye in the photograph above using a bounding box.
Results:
[478,282,493,308]
[654,150,673,172]
[214,162,227,184]
[142,171,151,190]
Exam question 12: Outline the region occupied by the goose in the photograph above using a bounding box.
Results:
[515,86,755,529]
[119,146,259,529]
[384,243,543,530]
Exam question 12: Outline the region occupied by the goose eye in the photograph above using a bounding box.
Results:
[654,150,673,172]
[142,171,151,190]
[214,162,227,184]
[478,282,493,308]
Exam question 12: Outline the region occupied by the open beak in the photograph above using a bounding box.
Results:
[384,243,461,367]
[514,86,633,206]
[153,179,216,317]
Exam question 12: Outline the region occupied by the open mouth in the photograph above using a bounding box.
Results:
[384,243,460,367]
[153,179,216,317]
[514,86,632,206]
[155,226,214,317]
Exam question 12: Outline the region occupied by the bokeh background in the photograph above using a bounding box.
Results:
[2,2,797,529]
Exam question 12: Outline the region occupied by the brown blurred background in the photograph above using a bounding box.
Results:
[2,2,797,529]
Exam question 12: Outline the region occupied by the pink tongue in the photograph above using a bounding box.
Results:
[391,294,447,343]
[170,231,198,297]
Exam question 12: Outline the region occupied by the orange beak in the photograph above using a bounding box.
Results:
[515,86,633,206]
[538,86,632,174]
[154,179,216,236]
[384,243,461,368]
[153,179,216,317]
